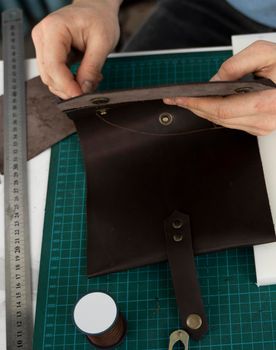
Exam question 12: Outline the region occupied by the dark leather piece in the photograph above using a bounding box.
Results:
[165,211,208,339]
[59,78,276,111]
[0,76,76,174]
[62,91,275,340]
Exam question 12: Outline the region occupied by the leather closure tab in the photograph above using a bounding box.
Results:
[164,211,208,340]
[58,79,276,112]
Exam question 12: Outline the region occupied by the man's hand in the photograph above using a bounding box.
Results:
[164,40,276,135]
[32,0,122,99]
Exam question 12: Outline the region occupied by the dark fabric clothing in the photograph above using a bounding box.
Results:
[0,1,70,34]
[123,0,276,51]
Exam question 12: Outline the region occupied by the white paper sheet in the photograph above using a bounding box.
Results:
[232,33,276,286]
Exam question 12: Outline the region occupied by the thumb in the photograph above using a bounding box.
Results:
[211,40,276,81]
[76,38,108,93]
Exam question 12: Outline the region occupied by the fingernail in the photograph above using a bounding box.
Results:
[210,73,221,82]
[81,80,95,93]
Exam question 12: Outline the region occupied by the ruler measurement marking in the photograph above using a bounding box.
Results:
[3,9,33,350]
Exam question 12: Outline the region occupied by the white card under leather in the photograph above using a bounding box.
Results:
[232,33,276,286]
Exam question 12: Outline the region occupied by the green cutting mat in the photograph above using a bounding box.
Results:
[34,50,276,350]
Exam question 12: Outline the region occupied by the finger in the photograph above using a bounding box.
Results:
[163,96,253,123]
[165,89,276,121]
[187,107,266,135]
[34,20,82,98]
[76,34,108,93]
[210,40,276,81]
[48,85,71,100]
[164,97,267,134]
[163,98,175,105]
[33,23,81,97]
[44,38,82,97]
[33,39,62,98]
[32,26,50,86]
[165,94,275,134]
[169,92,266,120]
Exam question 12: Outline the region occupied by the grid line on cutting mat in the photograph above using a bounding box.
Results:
[34,51,276,350]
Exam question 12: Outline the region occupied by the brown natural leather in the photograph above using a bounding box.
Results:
[62,91,275,340]
[0,76,76,173]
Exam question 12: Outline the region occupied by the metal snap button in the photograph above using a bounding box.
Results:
[173,233,183,242]
[90,97,110,105]
[159,112,174,125]
[172,218,183,229]
[186,314,202,330]
[234,87,253,94]
[96,108,108,117]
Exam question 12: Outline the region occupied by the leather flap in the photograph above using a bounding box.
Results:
[59,78,276,111]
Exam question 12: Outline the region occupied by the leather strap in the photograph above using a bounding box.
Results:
[59,78,276,111]
[164,211,208,340]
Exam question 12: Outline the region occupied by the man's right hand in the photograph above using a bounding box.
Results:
[32,0,122,99]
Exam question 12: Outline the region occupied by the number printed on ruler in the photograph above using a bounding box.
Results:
[9,22,25,342]
[3,9,33,350]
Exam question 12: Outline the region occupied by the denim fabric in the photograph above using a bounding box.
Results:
[227,0,276,28]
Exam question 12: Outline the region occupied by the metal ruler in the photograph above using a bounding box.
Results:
[3,9,33,350]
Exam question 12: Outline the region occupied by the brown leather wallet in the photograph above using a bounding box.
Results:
[60,82,275,340]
